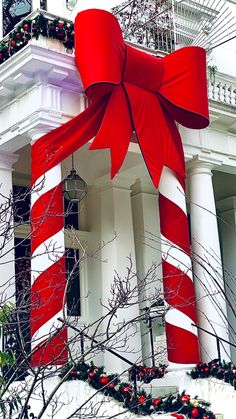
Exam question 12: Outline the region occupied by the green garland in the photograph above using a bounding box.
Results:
[0,14,74,65]
[59,361,216,418]
[129,364,167,383]
[189,359,236,390]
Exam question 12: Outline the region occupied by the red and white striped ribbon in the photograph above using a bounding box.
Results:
[159,167,200,366]
[30,160,67,366]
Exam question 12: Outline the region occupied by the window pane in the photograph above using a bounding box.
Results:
[3,1,32,36]
[14,237,31,371]
[66,248,81,316]
[64,198,79,230]
[13,185,30,224]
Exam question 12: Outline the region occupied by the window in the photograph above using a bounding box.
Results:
[13,185,30,224]
[14,237,31,358]
[3,0,32,37]
[66,248,81,317]
[40,0,47,10]
[64,198,79,230]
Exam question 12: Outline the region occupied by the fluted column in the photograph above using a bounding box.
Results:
[217,196,236,363]
[131,178,163,365]
[98,176,142,374]
[188,157,230,362]
[30,129,67,366]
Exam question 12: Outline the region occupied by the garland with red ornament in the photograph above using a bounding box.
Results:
[0,14,74,65]
[59,361,216,418]
[129,364,167,383]
[190,359,236,390]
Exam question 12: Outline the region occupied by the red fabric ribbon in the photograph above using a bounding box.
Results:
[32,9,209,188]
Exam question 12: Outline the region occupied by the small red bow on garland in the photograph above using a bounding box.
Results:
[32,9,209,187]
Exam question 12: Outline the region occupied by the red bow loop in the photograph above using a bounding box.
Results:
[75,9,125,100]
[159,46,209,129]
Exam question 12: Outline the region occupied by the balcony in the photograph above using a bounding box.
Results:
[208,68,236,108]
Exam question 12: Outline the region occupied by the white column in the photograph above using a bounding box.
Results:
[98,176,142,374]
[46,0,66,17]
[217,197,236,364]
[188,157,230,362]
[0,151,18,304]
[32,0,41,11]
[131,178,164,365]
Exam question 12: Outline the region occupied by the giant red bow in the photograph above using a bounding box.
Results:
[32,9,209,187]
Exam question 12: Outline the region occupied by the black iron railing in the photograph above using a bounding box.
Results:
[58,318,140,399]
[1,313,30,381]
[192,323,236,363]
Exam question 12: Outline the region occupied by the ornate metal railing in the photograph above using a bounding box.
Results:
[1,313,30,381]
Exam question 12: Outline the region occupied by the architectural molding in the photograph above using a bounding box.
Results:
[0,150,18,170]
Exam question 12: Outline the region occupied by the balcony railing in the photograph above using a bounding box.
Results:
[208,70,236,107]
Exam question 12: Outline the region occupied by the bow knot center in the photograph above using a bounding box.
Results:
[124,44,164,93]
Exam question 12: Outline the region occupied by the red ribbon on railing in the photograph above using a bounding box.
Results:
[32,9,209,188]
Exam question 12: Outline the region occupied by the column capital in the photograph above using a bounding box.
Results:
[131,177,157,196]
[0,151,18,171]
[186,155,222,176]
[95,174,135,192]
[28,128,53,144]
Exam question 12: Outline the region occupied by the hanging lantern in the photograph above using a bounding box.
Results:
[62,154,87,203]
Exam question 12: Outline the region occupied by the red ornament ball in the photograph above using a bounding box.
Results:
[23,23,29,31]
[122,386,132,393]
[88,372,95,379]
[11,40,16,47]
[100,376,109,386]
[139,372,145,379]
[152,398,162,408]
[58,22,64,29]
[191,408,200,418]
[181,394,190,403]
[108,382,115,389]
[204,367,209,373]
[138,395,146,404]
[50,25,55,31]
[16,33,21,39]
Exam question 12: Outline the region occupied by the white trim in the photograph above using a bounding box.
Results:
[31,229,65,284]
[161,234,193,281]
[165,306,198,337]
[31,309,64,350]
[31,164,62,209]
[159,166,187,215]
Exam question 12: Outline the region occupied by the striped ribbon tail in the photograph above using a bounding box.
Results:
[30,162,68,366]
[159,167,200,365]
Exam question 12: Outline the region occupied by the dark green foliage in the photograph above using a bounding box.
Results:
[0,14,74,65]
[189,359,236,390]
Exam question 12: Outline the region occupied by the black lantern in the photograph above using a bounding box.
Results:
[62,154,87,203]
